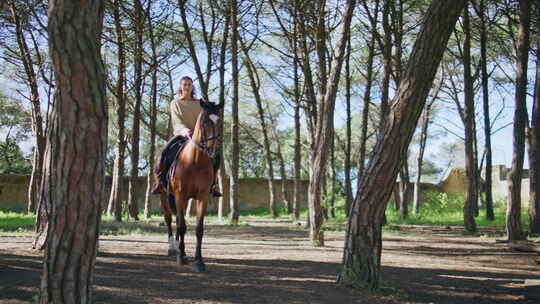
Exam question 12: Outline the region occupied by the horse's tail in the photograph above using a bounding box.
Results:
[168,193,176,213]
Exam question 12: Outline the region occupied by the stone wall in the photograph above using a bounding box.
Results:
[489,165,529,204]
[441,165,530,205]
[1,165,527,213]
[0,174,308,213]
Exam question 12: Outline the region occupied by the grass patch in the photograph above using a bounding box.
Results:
[0,210,34,233]
[384,191,528,230]
[238,206,308,218]
[322,191,531,234]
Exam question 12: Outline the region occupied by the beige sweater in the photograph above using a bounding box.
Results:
[170,97,202,136]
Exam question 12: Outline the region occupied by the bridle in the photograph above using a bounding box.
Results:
[189,110,220,158]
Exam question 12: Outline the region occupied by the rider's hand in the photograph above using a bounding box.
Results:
[183,129,193,137]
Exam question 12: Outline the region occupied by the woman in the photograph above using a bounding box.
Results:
[152,76,221,197]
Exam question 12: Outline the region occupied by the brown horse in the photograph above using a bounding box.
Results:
[159,100,222,272]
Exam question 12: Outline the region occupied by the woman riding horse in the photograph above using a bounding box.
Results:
[153,76,223,272]
[152,76,221,196]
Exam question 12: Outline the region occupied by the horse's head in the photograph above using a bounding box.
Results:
[200,99,223,122]
[191,99,224,156]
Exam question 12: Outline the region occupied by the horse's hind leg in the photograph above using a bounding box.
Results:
[175,209,188,265]
[161,192,176,256]
[165,213,176,256]
[193,199,207,272]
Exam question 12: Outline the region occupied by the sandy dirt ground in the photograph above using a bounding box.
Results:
[1,218,539,303]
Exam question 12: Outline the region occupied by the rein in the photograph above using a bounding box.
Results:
[189,112,220,158]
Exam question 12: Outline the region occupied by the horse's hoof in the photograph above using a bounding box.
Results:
[194,260,206,272]
[176,255,188,265]
[167,249,176,256]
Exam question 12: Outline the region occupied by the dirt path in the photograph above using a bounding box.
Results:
[1,219,539,303]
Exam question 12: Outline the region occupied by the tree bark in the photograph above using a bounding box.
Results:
[106,0,126,222]
[39,1,106,302]
[338,0,465,289]
[462,4,477,233]
[229,0,240,224]
[528,22,540,234]
[507,0,530,241]
[308,0,357,246]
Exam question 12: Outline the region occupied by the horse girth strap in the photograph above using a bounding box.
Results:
[189,137,220,158]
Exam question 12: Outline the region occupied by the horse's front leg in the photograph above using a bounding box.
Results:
[194,199,207,272]
[175,204,188,265]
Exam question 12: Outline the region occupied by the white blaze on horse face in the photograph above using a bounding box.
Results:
[209,114,219,124]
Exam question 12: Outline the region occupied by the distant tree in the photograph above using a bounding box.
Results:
[307,0,357,246]
[229,0,240,224]
[106,0,127,222]
[507,0,530,241]
[462,3,478,232]
[528,6,540,234]
[0,93,32,174]
[6,0,47,213]
[0,141,31,174]
[127,0,145,221]
[473,0,495,221]
[240,37,279,218]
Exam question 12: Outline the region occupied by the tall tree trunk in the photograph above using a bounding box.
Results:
[528,21,540,234]
[144,2,158,219]
[413,103,432,214]
[107,0,126,222]
[329,135,336,218]
[308,0,357,246]
[241,43,278,218]
[357,1,379,192]
[9,2,45,214]
[338,0,465,289]
[127,0,144,221]
[229,0,240,224]
[476,0,495,220]
[178,0,210,99]
[267,109,291,213]
[398,167,410,219]
[462,4,477,232]
[217,8,230,221]
[344,34,353,216]
[292,0,302,221]
[507,0,530,241]
[378,0,393,134]
[39,1,106,302]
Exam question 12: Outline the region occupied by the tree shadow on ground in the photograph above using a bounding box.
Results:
[2,248,537,304]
